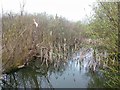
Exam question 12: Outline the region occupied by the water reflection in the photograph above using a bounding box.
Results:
[1,48,106,88]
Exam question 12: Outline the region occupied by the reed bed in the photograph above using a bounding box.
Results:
[2,12,88,73]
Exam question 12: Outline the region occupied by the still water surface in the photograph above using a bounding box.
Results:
[1,48,105,88]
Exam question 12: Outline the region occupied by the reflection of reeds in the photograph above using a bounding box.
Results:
[1,56,68,88]
[78,48,109,72]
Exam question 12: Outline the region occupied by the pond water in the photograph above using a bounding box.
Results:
[1,48,105,88]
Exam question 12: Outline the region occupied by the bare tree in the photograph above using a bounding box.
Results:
[19,0,26,16]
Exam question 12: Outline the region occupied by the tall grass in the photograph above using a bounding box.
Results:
[2,12,87,73]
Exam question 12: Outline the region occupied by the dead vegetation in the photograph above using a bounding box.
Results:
[2,12,88,73]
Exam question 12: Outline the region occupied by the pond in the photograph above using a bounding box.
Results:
[0,48,106,88]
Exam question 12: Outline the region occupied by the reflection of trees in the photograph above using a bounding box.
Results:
[86,70,105,88]
[1,58,68,88]
[85,49,108,88]
[2,67,41,88]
